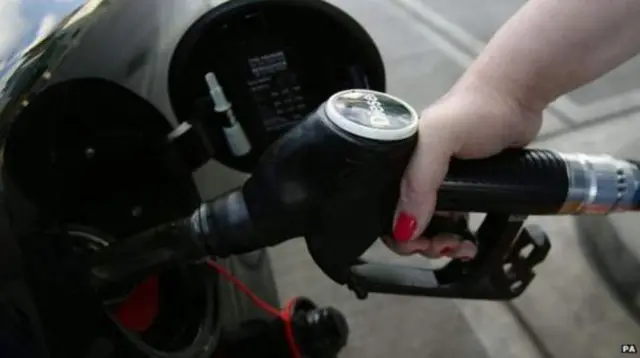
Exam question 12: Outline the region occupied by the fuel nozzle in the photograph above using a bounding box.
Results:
[239,90,420,282]
[89,89,421,293]
[88,86,640,304]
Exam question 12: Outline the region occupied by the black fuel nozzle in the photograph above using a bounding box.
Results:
[238,90,420,285]
[89,89,419,294]
[89,88,640,302]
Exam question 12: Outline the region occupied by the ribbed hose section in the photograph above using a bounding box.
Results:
[436,149,569,214]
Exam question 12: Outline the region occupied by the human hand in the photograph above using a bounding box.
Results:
[383,83,543,259]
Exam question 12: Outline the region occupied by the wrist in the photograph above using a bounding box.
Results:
[453,65,551,115]
[437,73,544,152]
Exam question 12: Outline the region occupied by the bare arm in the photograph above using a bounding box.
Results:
[456,0,640,111]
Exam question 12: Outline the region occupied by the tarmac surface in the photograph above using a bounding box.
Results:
[268,0,640,357]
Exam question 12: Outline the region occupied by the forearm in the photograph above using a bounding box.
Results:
[455,0,640,111]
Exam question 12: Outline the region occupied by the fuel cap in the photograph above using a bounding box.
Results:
[325,89,419,141]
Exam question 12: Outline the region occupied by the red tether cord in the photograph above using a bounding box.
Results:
[205,258,302,358]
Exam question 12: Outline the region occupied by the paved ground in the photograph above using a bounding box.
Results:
[268,0,640,357]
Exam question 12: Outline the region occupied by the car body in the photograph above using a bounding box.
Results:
[0,0,385,357]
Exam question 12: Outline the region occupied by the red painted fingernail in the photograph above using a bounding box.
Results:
[393,212,417,242]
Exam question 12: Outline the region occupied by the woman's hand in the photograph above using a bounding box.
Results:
[384,82,542,259]
[383,0,640,259]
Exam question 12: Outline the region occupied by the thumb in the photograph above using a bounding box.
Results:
[393,118,458,242]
